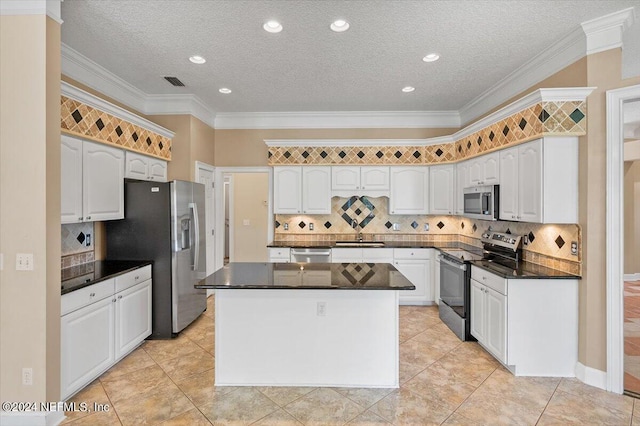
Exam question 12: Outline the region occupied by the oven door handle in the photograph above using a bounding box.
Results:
[439,255,467,271]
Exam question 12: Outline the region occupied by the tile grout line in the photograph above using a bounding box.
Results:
[533,375,562,425]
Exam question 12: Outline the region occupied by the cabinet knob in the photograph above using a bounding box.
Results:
[85,216,91,220]
[362,186,365,190]
[118,295,122,299]
[89,292,95,297]
[149,176,154,180]
[135,276,140,280]
[78,217,83,221]
[112,299,116,303]
[482,276,486,280]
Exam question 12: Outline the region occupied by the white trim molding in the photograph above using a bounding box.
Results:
[606,84,640,394]
[0,0,62,23]
[624,273,640,282]
[264,138,453,148]
[61,43,216,128]
[575,362,608,391]
[0,410,65,426]
[214,111,460,130]
[581,7,635,56]
[61,81,175,139]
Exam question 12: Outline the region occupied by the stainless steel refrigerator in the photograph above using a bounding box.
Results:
[106,180,207,338]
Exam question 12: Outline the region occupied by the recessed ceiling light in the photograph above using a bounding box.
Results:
[402,86,415,93]
[422,53,440,62]
[263,20,283,33]
[189,55,206,64]
[219,88,232,94]
[330,19,350,32]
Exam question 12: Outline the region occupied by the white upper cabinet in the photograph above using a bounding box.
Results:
[331,166,389,196]
[455,161,469,215]
[389,166,429,215]
[429,164,455,215]
[302,167,331,214]
[61,136,84,223]
[61,135,124,223]
[468,152,499,186]
[274,166,331,214]
[83,141,125,222]
[125,151,167,182]
[498,137,577,223]
[273,166,302,214]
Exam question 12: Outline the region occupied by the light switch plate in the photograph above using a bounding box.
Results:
[283,223,289,231]
[16,253,33,271]
[243,219,250,226]
[424,223,429,231]
[523,235,529,245]
[309,223,314,230]
[571,241,578,256]
[392,223,400,231]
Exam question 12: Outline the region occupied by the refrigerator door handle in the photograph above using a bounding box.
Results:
[189,202,200,271]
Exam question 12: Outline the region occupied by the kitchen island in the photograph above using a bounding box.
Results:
[196,262,414,388]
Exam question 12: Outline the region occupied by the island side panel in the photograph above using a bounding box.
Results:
[214,289,399,388]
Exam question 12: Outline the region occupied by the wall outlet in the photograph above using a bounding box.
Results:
[571,241,578,256]
[309,223,314,231]
[424,223,429,231]
[16,253,33,271]
[392,223,400,231]
[22,367,33,385]
[317,301,326,316]
[523,235,529,246]
[85,233,91,247]
[283,223,289,231]
[243,219,251,226]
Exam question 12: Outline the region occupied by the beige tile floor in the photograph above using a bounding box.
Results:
[62,296,637,425]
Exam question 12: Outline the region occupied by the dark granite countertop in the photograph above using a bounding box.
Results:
[471,259,580,279]
[61,260,152,295]
[196,262,416,290]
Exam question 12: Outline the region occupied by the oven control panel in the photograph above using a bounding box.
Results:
[481,231,521,251]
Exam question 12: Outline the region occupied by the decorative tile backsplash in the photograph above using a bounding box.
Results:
[275,196,581,274]
[61,222,95,269]
[61,96,172,160]
[267,101,586,166]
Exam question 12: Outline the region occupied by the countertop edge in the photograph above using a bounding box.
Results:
[61,261,153,295]
[470,261,581,280]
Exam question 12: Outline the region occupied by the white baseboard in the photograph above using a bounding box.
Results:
[0,411,65,426]
[624,273,640,281]
[575,362,607,390]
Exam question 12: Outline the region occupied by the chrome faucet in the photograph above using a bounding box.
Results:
[352,219,363,242]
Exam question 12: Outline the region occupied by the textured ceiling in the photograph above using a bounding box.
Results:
[61,0,638,114]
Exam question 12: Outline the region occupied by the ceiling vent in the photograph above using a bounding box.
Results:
[164,76,185,87]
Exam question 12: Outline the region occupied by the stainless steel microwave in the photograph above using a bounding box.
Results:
[463,185,499,220]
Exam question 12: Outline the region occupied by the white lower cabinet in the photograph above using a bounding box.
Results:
[268,248,291,263]
[61,267,152,400]
[393,249,432,305]
[470,266,578,376]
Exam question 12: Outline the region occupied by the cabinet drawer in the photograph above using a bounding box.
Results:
[362,248,394,262]
[61,278,115,316]
[331,248,363,262]
[268,248,291,260]
[471,267,506,295]
[115,265,152,293]
[393,248,431,260]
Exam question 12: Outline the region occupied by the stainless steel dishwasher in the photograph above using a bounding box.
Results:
[291,248,332,263]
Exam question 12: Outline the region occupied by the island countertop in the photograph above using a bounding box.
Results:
[196,262,416,290]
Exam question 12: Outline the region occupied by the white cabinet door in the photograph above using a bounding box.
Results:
[482,152,500,185]
[360,166,389,190]
[518,140,543,223]
[268,248,291,263]
[302,167,331,214]
[395,259,430,304]
[273,166,302,214]
[470,280,485,342]
[148,158,168,182]
[455,162,468,215]
[390,167,429,214]
[485,286,507,364]
[115,280,152,360]
[61,296,115,400]
[124,151,149,180]
[429,164,454,215]
[61,135,84,224]
[82,141,125,222]
[499,146,519,221]
[331,167,360,190]
[468,159,482,186]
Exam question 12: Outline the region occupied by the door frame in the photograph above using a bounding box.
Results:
[195,161,215,296]
[606,84,640,393]
[214,167,273,271]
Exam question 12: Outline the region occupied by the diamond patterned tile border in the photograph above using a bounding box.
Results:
[267,101,586,166]
[61,96,172,160]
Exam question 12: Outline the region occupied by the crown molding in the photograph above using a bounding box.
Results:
[581,7,635,55]
[264,137,453,147]
[61,43,216,128]
[215,110,460,130]
[0,0,62,23]
[61,81,175,138]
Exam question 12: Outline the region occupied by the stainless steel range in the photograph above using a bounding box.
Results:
[438,231,522,340]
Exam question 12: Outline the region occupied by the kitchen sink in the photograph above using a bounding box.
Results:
[334,241,385,247]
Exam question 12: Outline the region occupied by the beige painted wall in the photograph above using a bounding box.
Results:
[231,173,269,262]
[214,128,457,167]
[189,116,216,176]
[147,114,192,181]
[1,15,61,402]
[625,161,640,275]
